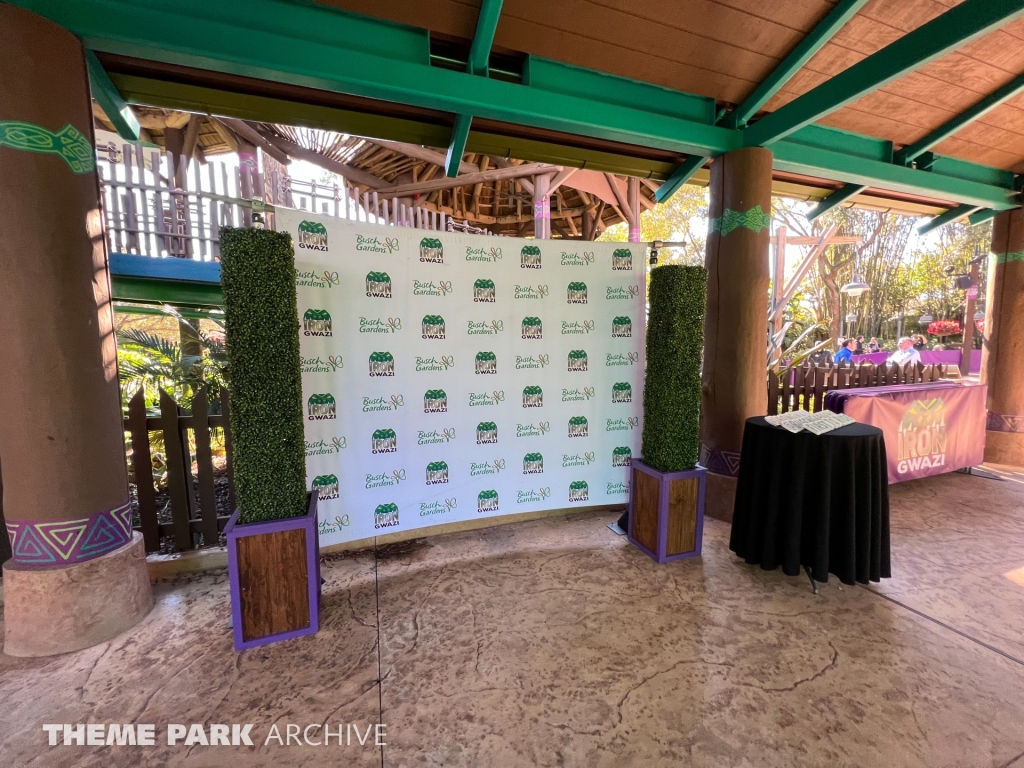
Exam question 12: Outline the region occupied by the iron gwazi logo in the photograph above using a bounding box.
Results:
[521,316,543,339]
[897,398,948,474]
[365,271,392,298]
[612,248,632,271]
[567,281,588,304]
[424,389,448,413]
[612,316,632,338]
[476,421,498,445]
[303,309,332,337]
[568,416,589,438]
[612,382,632,403]
[475,351,497,375]
[569,480,589,502]
[426,461,449,485]
[521,244,542,269]
[369,351,395,377]
[477,489,499,513]
[568,349,588,372]
[372,428,397,454]
[311,474,340,500]
[523,452,544,474]
[374,502,400,529]
[612,446,632,467]
[297,220,328,251]
[421,315,446,339]
[307,393,336,420]
[473,278,496,303]
[420,237,443,263]
[522,385,543,408]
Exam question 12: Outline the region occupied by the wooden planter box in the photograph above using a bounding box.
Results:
[627,460,706,563]
[225,492,321,651]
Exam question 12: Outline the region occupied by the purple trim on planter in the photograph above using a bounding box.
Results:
[986,412,1024,433]
[627,460,706,564]
[5,500,134,569]
[225,492,321,651]
[699,443,741,477]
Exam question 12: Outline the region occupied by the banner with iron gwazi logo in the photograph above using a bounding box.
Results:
[281,209,645,546]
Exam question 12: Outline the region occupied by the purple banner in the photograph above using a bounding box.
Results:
[842,383,987,483]
[852,349,981,372]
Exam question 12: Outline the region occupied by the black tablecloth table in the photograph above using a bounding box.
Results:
[729,416,890,585]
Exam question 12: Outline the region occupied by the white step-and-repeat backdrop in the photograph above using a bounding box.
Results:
[278,209,646,546]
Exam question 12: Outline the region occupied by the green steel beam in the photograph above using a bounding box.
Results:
[115,302,223,319]
[723,0,869,130]
[895,72,1024,166]
[468,0,504,77]
[85,48,141,141]
[969,208,997,226]
[111,275,224,306]
[916,204,982,235]
[655,155,708,203]
[744,0,1024,147]
[445,113,473,178]
[806,183,866,221]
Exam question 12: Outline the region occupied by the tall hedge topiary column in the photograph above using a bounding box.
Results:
[641,265,708,471]
[220,227,307,523]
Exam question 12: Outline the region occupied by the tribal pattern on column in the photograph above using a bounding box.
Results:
[700,442,742,476]
[993,251,1024,265]
[5,501,134,568]
[709,205,771,237]
[0,121,95,174]
[986,412,1024,433]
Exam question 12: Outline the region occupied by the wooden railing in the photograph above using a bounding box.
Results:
[123,387,235,554]
[768,361,949,415]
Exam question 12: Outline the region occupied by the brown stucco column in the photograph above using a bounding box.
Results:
[699,148,773,522]
[0,6,152,656]
[981,207,1024,467]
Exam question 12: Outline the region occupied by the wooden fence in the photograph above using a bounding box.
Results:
[124,386,235,553]
[768,361,949,415]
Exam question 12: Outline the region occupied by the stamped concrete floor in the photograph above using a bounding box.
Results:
[2,468,1024,768]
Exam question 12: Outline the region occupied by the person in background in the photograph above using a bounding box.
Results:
[913,334,927,350]
[868,337,880,352]
[855,335,865,354]
[833,338,855,364]
[890,336,922,366]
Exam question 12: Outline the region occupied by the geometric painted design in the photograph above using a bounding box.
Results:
[0,121,96,174]
[993,251,1024,266]
[5,500,133,568]
[987,412,1024,433]
[700,442,742,477]
[710,205,771,237]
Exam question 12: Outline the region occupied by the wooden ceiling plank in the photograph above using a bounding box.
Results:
[367,138,478,173]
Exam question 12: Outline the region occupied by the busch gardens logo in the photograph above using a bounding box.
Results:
[515,284,549,300]
[371,428,397,454]
[363,394,404,412]
[612,382,632,403]
[301,355,343,373]
[420,498,457,517]
[612,248,632,271]
[521,245,542,269]
[567,281,588,304]
[416,355,454,372]
[360,316,402,334]
[365,271,392,298]
[517,486,551,504]
[467,320,504,335]
[612,316,632,337]
[516,354,550,370]
[561,250,595,266]
[563,387,594,403]
[374,502,400,529]
[357,235,399,254]
[369,351,395,377]
[426,461,449,485]
[296,269,339,288]
[607,285,640,301]
[303,309,332,336]
[311,474,339,500]
[562,320,595,335]
[413,279,453,297]
[522,385,543,408]
[569,480,589,502]
[366,469,406,489]
[607,416,640,431]
[307,393,336,420]
[521,316,543,339]
[607,352,640,367]
[516,421,550,437]
[420,237,443,263]
[466,245,502,262]
[612,446,632,467]
[563,451,595,467]
[473,279,496,303]
[471,459,506,477]
[421,314,446,339]
[424,389,448,413]
[418,427,456,445]
[523,452,544,474]
[475,351,497,375]
[297,220,328,251]
[477,489,499,513]
[306,437,346,456]
[607,481,629,496]
[568,349,588,371]
[476,421,498,444]
[469,390,505,407]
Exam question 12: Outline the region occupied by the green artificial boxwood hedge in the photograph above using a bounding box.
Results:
[641,264,707,473]
[220,227,308,523]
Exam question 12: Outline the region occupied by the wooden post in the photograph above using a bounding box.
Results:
[627,176,641,243]
[700,149,773,522]
[982,208,1024,466]
[533,173,552,239]
[960,258,981,376]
